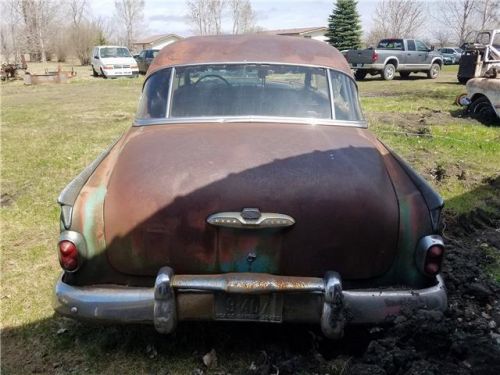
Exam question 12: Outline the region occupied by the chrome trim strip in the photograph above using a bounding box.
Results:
[327,69,336,119]
[207,211,295,229]
[166,67,175,118]
[134,116,368,128]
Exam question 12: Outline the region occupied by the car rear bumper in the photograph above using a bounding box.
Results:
[53,268,447,338]
[350,63,385,70]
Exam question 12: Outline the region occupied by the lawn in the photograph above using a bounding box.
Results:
[1,63,499,374]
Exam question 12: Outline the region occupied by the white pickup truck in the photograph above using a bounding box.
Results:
[346,38,443,81]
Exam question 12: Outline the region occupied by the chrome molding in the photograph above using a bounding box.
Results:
[207,211,295,229]
[134,116,368,128]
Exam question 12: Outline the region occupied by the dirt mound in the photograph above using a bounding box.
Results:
[343,218,500,375]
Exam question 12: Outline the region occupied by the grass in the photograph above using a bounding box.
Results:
[1,62,499,374]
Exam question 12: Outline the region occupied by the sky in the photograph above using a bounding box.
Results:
[93,0,380,38]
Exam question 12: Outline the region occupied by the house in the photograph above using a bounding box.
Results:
[259,27,328,42]
[132,34,183,52]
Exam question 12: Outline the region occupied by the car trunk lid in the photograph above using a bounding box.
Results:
[104,122,399,280]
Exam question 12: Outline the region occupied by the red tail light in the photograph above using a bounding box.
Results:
[372,51,379,62]
[424,245,444,276]
[59,240,78,271]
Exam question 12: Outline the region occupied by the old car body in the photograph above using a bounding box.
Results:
[466,77,500,122]
[54,35,447,338]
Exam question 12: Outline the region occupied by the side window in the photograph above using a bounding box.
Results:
[330,70,363,121]
[416,40,428,52]
[136,68,172,119]
[407,40,416,51]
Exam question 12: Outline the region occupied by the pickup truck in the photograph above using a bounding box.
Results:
[346,39,443,80]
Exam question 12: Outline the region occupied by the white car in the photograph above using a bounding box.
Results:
[91,46,139,78]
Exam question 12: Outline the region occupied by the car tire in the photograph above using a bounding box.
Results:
[468,96,498,124]
[92,66,99,77]
[400,71,410,79]
[100,68,108,79]
[382,64,395,80]
[458,77,469,85]
[354,70,367,80]
[427,63,440,79]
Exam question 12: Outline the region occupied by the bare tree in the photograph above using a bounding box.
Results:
[230,0,256,34]
[370,0,426,39]
[474,0,500,29]
[433,29,452,47]
[0,0,24,63]
[186,0,258,35]
[186,0,226,35]
[114,0,145,49]
[438,0,477,45]
[19,0,61,62]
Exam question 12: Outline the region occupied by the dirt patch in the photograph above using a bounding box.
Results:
[0,193,15,207]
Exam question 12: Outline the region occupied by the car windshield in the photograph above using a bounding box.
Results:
[136,64,363,122]
[100,47,131,58]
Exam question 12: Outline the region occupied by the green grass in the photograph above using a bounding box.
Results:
[1,62,499,374]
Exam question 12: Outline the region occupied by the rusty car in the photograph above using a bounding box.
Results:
[53,35,447,338]
[465,76,500,123]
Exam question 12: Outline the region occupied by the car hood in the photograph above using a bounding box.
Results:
[103,122,399,279]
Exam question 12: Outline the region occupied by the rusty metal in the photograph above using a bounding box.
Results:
[24,65,76,85]
[103,123,399,279]
[173,273,324,293]
[147,35,353,78]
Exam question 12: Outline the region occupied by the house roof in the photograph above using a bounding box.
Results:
[147,34,350,77]
[133,34,183,45]
[259,27,328,36]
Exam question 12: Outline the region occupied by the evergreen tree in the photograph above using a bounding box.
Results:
[326,0,362,50]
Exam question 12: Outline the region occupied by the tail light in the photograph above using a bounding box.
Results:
[58,231,86,272]
[59,240,78,271]
[372,51,379,62]
[416,235,445,277]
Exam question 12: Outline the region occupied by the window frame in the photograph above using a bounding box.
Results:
[135,62,367,128]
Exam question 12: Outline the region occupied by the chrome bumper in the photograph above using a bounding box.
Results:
[53,269,447,339]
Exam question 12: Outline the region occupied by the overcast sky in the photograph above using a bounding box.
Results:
[94,0,380,37]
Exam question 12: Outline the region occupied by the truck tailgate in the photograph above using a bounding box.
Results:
[346,49,374,65]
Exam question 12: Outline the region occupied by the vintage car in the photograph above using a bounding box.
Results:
[466,77,500,122]
[54,35,447,338]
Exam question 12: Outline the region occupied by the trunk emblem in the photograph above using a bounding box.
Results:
[207,209,295,229]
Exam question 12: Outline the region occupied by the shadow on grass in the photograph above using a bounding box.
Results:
[1,314,371,373]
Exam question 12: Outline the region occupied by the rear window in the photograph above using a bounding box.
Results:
[136,64,363,122]
[377,39,404,50]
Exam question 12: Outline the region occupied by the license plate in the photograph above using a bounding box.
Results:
[356,63,363,68]
[215,293,283,322]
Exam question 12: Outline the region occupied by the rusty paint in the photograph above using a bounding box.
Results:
[147,35,353,78]
[103,123,399,280]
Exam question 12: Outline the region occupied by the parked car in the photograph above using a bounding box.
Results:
[438,47,463,65]
[135,49,160,74]
[465,77,500,123]
[54,35,447,339]
[346,38,443,80]
[91,45,139,78]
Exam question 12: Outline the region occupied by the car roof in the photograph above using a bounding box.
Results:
[147,34,352,77]
[96,45,129,49]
